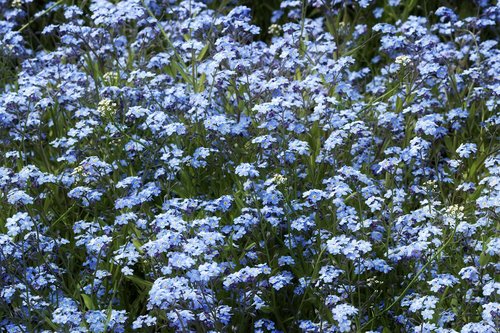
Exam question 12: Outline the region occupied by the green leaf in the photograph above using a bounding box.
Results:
[44,317,58,330]
[443,136,454,153]
[245,242,256,251]
[125,275,153,289]
[479,253,491,266]
[258,306,272,314]
[395,96,403,113]
[171,61,191,85]
[197,73,207,92]
[197,43,210,62]
[132,238,143,252]
[81,294,95,310]
[234,193,246,210]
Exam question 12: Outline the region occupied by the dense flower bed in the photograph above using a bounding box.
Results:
[0,0,499,332]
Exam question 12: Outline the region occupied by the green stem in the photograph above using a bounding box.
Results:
[18,0,66,33]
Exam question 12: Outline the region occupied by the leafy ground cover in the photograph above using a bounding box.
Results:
[0,0,499,332]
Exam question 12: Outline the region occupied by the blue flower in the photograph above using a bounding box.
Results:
[456,143,478,158]
[331,304,358,332]
[269,271,293,290]
[6,212,34,237]
[235,163,259,178]
[7,189,34,205]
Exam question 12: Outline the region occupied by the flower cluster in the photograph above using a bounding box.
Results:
[0,0,499,332]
